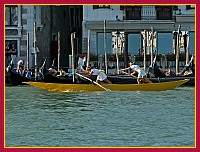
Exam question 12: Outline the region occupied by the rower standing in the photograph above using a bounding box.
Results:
[17,59,26,75]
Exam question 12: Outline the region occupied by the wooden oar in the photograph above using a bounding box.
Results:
[76,73,110,91]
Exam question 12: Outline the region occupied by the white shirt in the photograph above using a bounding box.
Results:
[17,60,24,66]
[130,64,146,78]
[90,69,107,81]
[130,65,140,71]
[91,69,99,75]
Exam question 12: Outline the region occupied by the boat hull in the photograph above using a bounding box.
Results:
[107,75,194,86]
[42,74,194,86]
[25,79,189,92]
[6,71,31,85]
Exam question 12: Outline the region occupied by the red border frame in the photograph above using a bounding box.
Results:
[1,0,198,152]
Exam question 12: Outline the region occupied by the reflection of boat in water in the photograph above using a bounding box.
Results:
[25,79,189,93]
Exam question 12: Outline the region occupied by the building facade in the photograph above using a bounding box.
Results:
[5,5,82,69]
[5,5,42,67]
[5,5,195,71]
[82,5,195,68]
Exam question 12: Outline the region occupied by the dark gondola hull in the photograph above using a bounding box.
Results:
[107,75,194,86]
[5,71,31,85]
[43,74,75,84]
[43,74,194,86]
[43,73,94,84]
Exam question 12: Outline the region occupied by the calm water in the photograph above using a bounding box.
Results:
[5,85,195,147]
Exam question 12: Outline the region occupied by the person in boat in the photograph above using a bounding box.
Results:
[17,59,26,75]
[6,59,15,73]
[48,67,58,76]
[120,62,152,84]
[147,63,166,78]
[177,64,193,76]
[77,56,86,71]
[79,66,112,84]
[153,63,166,77]
[57,69,68,77]
[164,67,176,77]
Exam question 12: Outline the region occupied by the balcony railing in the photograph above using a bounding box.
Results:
[123,6,173,20]
[141,6,157,20]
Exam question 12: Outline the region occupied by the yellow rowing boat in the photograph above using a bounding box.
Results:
[24,79,189,93]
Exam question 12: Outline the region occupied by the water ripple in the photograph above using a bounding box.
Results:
[5,86,195,147]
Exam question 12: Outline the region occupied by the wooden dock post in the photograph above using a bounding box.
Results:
[26,32,29,70]
[150,27,154,66]
[58,32,60,72]
[71,32,75,82]
[115,30,120,74]
[104,20,108,74]
[175,25,181,74]
[34,21,37,81]
[87,30,90,67]
[143,30,147,71]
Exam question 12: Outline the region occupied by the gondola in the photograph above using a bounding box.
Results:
[24,79,189,93]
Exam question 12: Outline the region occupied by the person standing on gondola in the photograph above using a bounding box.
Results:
[17,59,26,75]
[120,62,152,84]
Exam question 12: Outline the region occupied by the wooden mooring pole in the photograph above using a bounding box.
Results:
[34,22,37,81]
